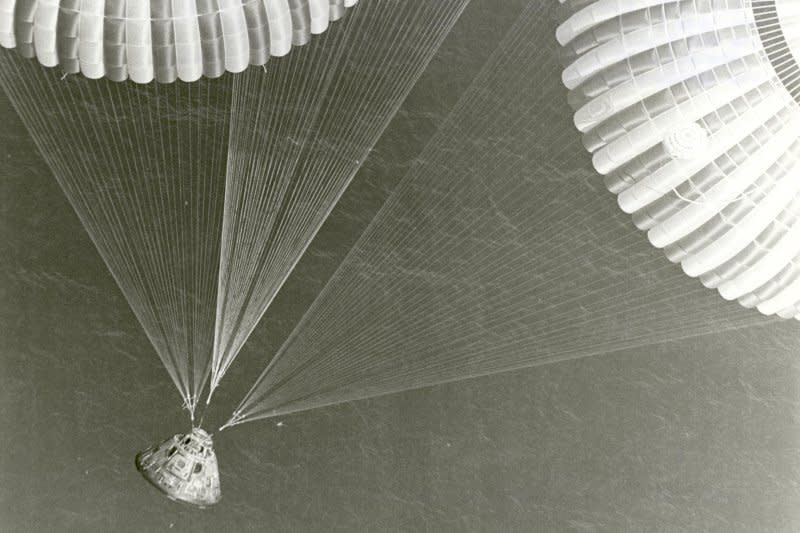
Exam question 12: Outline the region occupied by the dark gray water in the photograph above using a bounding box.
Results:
[3,1,800,531]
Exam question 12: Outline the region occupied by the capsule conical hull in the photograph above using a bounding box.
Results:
[136,428,221,507]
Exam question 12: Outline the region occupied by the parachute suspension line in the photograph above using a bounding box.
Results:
[207,0,473,397]
[0,52,233,418]
[211,23,349,394]
[224,1,779,424]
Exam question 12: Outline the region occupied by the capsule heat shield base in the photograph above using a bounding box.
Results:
[135,428,221,507]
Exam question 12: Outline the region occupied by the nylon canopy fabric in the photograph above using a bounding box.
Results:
[0,0,359,83]
[557,0,800,320]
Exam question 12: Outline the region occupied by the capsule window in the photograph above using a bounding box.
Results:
[194,463,202,474]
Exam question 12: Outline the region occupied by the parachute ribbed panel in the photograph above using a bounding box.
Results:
[104,0,127,81]
[77,1,104,79]
[0,1,14,48]
[557,0,800,321]
[208,0,472,395]
[242,0,270,67]
[126,1,154,84]
[0,54,233,414]
[150,2,177,83]
[287,0,311,46]
[32,0,57,66]
[328,0,345,22]
[196,0,225,79]
[219,0,250,75]
[308,0,329,34]
[1,0,359,83]
[13,0,36,59]
[56,1,80,74]
[263,0,292,57]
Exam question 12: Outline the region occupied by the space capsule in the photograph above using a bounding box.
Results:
[136,427,221,507]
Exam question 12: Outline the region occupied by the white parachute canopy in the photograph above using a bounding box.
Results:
[0,0,360,83]
[557,0,800,319]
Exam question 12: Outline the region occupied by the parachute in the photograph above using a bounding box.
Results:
[556,0,800,319]
[1,0,359,83]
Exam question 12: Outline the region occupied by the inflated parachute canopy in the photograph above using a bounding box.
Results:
[0,0,358,83]
[557,0,800,320]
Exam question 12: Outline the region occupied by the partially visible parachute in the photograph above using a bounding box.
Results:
[0,0,471,418]
[0,0,358,83]
[557,0,800,319]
